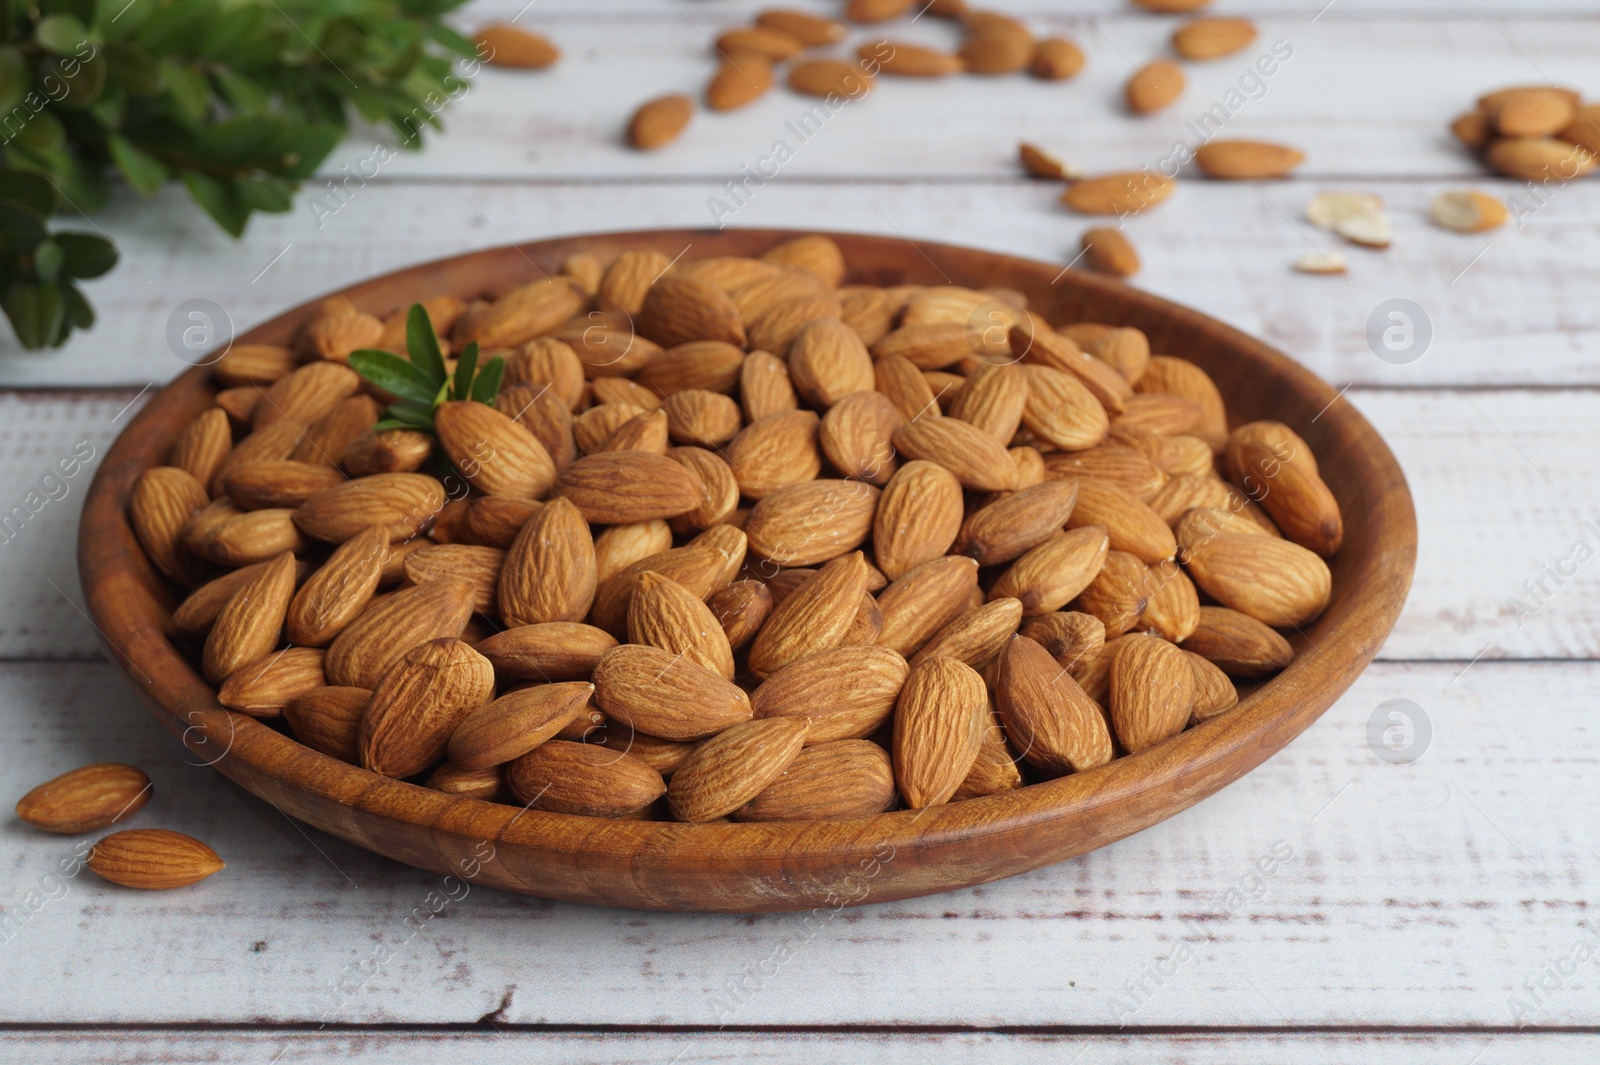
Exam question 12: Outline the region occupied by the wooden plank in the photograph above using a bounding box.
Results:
[0,1029,1591,1065]
[0,386,1593,661]
[302,12,1596,181]
[1,659,1595,1026]
[6,177,1598,389]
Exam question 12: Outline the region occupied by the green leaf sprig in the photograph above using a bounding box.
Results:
[348,302,504,432]
[1,0,479,349]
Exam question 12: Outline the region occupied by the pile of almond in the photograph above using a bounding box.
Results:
[1452,85,1599,184]
[129,233,1340,823]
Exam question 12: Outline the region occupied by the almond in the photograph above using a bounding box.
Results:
[458,496,541,550]
[1081,227,1141,277]
[707,51,773,112]
[213,386,266,427]
[506,741,665,818]
[763,234,847,288]
[434,401,556,501]
[1561,103,1600,154]
[213,343,296,387]
[734,739,897,821]
[599,250,674,316]
[216,647,326,715]
[629,571,736,679]
[1490,87,1576,137]
[638,275,747,348]
[283,686,369,762]
[1015,324,1133,413]
[1074,548,1149,637]
[788,318,874,407]
[1187,651,1239,721]
[128,466,210,586]
[750,644,908,743]
[1134,356,1227,444]
[708,579,773,652]
[725,409,823,498]
[1020,364,1110,449]
[574,402,647,454]
[212,419,302,495]
[638,341,746,397]
[1141,559,1201,643]
[562,324,663,379]
[463,279,586,350]
[715,26,804,61]
[1225,421,1343,556]
[948,362,1026,442]
[748,292,844,355]
[16,763,152,834]
[202,552,297,684]
[954,479,1079,566]
[169,408,232,490]
[555,451,703,523]
[876,554,981,655]
[1194,140,1305,180]
[1063,171,1175,215]
[846,0,914,21]
[360,637,495,778]
[590,539,741,635]
[788,58,873,99]
[1030,37,1085,81]
[1183,531,1332,628]
[744,479,879,567]
[592,643,752,741]
[404,543,505,616]
[198,507,305,566]
[628,93,692,150]
[1180,605,1294,676]
[341,428,434,477]
[168,558,308,641]
[506,337,585,407]
[818,390,903,485]
[959,17,1032,75]
[667,717,809,822]
[991,527,1109,617]
[892,657,987,808]
[1067,478,1176,564]
[864,40,963,77]
[872,460,964,579]
[740,350,801,422]
[666,447,740,533]
[291,394,380,468]
[1088,326,1151,383]
[910,597,1024,669]
[1115,393,1204,436]
[1172,17,1256,60]
[731,267,826,325]
[1108,634,1194,753]
[748,552,870,678]
[223,460,346,510]
[662,389,741,447]
[448,682,594,769]
[86,829,223,890]
[426,763,505,800]
[1126,59,1185,114]
[324,578,474,688]
[874,352,941,420]
[995,636,1113,775]
[1019,141,1070,179]
[1429,190,1509,233]
[892,415,1019,492]
[498,496,597,625]
[756,10,846,46]
[293,472,445,543]
[253,361,361,432]
[476,24,560,69]
[1019,610,1106,676]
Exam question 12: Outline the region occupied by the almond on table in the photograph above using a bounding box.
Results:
[118,231,1344,832]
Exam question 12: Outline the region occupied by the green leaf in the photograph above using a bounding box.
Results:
[452,339,478,402]
[381,399,437,429]
[35,14,89,56]
[470,355,504,405]
[348,348,441,404]
[109,134,167,194]
[103,41,162,96]
[54,231,116,278]
[237,176,293,214]
[61,279,93,330]
[181,170,248,236]
[211,68,268,113]
[158,58,209,123]
[0,202,47,252]
[0,171,59,216]
[404,302,446,382]
[32,238,63,283]
[0,47,27,113]
[3,280,65,348]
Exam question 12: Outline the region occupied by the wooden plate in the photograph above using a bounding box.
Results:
[78,229,1416,912]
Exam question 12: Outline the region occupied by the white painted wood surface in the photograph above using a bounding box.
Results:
[0,1,1596,1061]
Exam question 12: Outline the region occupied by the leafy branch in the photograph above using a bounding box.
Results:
[348,302,503,431]
[0,0,476,349]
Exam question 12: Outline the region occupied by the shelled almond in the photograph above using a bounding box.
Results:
[1453,84,1600,182]
[136,233,1342,823]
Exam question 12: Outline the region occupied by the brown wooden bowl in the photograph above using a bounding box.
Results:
[79,228,1415,912]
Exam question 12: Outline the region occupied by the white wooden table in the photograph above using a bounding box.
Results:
[3,2,1598,1061]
